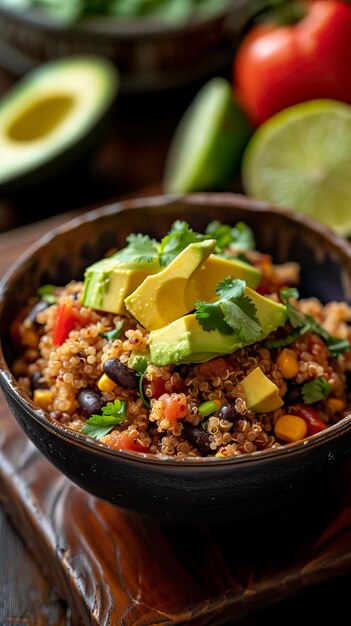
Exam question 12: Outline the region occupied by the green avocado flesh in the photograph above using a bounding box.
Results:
[125,240,216,331]
[0,56,118,189]
[82,255,161,315]
[148,289,287,365]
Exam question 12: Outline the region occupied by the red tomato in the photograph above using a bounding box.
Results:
[196,358,230,380]
[113,431,150,453]
[234,1,351,126]
[52,302,86,346]
[292,403,328,435]
[151,378,167,399]
[160,393,188,421]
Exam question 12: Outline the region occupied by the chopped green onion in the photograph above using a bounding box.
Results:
[198,400,219,417]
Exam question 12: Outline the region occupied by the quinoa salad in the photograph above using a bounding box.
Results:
[11,220,351,459]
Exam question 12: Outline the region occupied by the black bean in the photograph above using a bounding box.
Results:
[78,389,104,415]
[284,385,302,405]
[26,300,49,324]
[103,359,138,389]
[218,403,241,424]
[31,371,48,390]
[183,424,212,456]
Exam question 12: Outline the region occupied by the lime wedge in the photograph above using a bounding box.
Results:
[164,77,251,193]
[242,99,351,237]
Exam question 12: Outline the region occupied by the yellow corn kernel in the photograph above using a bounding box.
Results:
[98,373,116,393]
[215,451,226,458]
[327,398,345,413]
[276,348,299,379]
[274,414,307,443]
[33,389,53,411]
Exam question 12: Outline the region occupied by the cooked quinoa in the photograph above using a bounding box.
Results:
[11,223,351,459]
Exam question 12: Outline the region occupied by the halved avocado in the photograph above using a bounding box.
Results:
[0,56,118,191]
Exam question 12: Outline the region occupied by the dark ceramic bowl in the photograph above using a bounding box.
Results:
[0,1,256,93]
[1,193,351,524]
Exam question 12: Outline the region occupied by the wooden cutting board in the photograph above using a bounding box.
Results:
[3,212,351,625]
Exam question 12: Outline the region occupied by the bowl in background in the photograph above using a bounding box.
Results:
[1,192,351,524]
[0,1,257,93]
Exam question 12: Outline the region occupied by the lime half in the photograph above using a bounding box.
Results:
[164,77,251,193]
[242,99,351,236]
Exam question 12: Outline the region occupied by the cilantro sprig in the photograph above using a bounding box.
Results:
[195,278,262,344]
[114,233,159,265]
[301,377,332,404]
[100,320,124,342]
[158,220,210,266]
[266,288,350,359]
[132,356,150,409]
[112,220,256,269]
[81,399,127,441]
[205,220,255,252]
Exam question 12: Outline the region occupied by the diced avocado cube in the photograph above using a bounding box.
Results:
[241,367,283,413]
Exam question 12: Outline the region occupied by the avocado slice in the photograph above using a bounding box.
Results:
[0,56,118,192]
[197,254,261,295]
[125,239,216,331]
[82,255,161,315]
[148,290,287,366]
[124,240,261,331]
[241,367,283,413]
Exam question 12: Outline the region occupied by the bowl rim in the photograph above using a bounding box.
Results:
[1,191,351,469]
[0,0,250,38]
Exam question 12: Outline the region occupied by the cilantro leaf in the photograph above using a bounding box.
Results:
[195,301,233,334]
[100,321,124,342]
[265,324,311,349]
[278,287,350,358]
[131,356,150,408]
[37,284,58,305]
[280,287,306,329]
[301,378,332,404]
[205,221,255,252]
[195,277,262,344]
[114,233,159,265]
[81,399,127,440]
[159,221,209,266]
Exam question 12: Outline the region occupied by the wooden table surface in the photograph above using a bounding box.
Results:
[2,55,351,626]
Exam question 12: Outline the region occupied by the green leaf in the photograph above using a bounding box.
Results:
[131,356,150,408]
[114,233,159,265]
[195,277,262,343]
[278,287,350,358]
[81,399,127,440]
[279,287,306,329]
[158,220,209,266]
[195,300,233,334]
[205,221,255,252]
[131,356,148,376]
[37,284,58,305]
[100,321,124,342]
[301,378,332,404]
[265,324,310,349]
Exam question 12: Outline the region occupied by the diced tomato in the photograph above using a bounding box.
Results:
[292,403,328,436]
[113,430,150,453]
[196,358,229,380]
[151,378,167,399]
[160,393,187,421]
[52,302,86,346]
